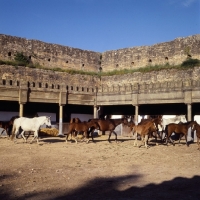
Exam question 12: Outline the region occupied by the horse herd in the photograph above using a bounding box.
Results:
[0,115,200,150]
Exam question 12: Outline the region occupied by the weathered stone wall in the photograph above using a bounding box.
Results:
[0,65,99,93]
[101,35,200,71]
[0,34,101,72]
[0,34,200,73]
[1,65,200,106]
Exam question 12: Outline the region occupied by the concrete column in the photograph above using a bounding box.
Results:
[187,103,192,121]
[94,106,97,119]
[58,105,63,136]
[134,105,139,124]
[19,103,24,117]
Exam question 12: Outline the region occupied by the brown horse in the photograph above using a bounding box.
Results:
[70,118,81,123]
[133,121,157,148]
[88,118,128,142]
[139,116,162,141]
[0,116,19,137]
[191,122,200,150]
[66,120,99,144]
[69,118,82,139]
[165,121,197,146]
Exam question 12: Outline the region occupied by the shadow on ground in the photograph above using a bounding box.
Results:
[0,172,200,200]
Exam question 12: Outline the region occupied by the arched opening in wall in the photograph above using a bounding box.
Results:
[17,81,20,86]
[39,83,42,88]
[9,80,12,86]
[82,87,84,92]
[71,86,73,90]
[148,59,152,63]
[57,85,60,89]
[87,88,89,92]
[52,84,54,89]
[76,87,79,91]
[92,88,94,92]
[33,82,35,87]
[66,85,68,90]
[27,82,30,87]
[66,61,68,63]
[2,80,6,85]
[45,83,48,88]
[116,64,119,68]
[48,58,51,62]
[82,64,84,67]
[165,57,168,60]
[8,52,11,56]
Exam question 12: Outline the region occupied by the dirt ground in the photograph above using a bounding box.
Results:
[0,134,200,200]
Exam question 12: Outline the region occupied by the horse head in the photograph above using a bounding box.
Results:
[122,117,129,126]
[45,116,52,128]
[180,115,187,123]
[191,121,198,131]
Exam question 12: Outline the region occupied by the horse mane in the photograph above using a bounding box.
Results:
[70,118,81,123]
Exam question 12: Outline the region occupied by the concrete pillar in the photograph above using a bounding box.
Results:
[134,105,139,124]
[19,103,24,117]
[187,103,192,121]
[94,106,97,119]
[58,105,64,136]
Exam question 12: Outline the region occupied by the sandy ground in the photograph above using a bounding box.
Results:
[0,134,200,200]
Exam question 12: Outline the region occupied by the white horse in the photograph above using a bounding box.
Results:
[11,116,51,144]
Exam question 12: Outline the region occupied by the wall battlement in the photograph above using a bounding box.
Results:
[0,34,200,72]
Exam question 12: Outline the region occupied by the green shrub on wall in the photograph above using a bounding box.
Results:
[14,52,30,66]
[181,58,200,68]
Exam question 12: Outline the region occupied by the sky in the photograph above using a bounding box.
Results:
[0,0,199,52]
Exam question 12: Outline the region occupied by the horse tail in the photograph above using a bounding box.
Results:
[11,122,16,140]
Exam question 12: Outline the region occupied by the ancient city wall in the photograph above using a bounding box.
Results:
[0,34,200,73]
[101,35,200,71]
[0,65,99,94]
[0,34,101,72]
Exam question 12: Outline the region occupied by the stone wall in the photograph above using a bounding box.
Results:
[0,34,200,73]
[101,35,200,71]
[0,65,99,93]
[0,34,101,72]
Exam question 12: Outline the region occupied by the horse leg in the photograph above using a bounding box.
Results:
[169,136,175,146]
[185,134,189,147]
[134,132,138,147]
[178,134,184,144]
[108,131,112,143]
[144,134,149,149]
[72,132,78,144]
[20,130,27,143]
[89,128,95,142]
[65,133,70,143]
[84,131,90,144]
[113,131,118,142]
[197,137,200,150]
[166,135,174,146]
[30,130,38,144]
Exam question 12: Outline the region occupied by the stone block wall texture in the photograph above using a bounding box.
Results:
[0,34,200,72]
[101,35,200,71]
[0,34,101,72]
